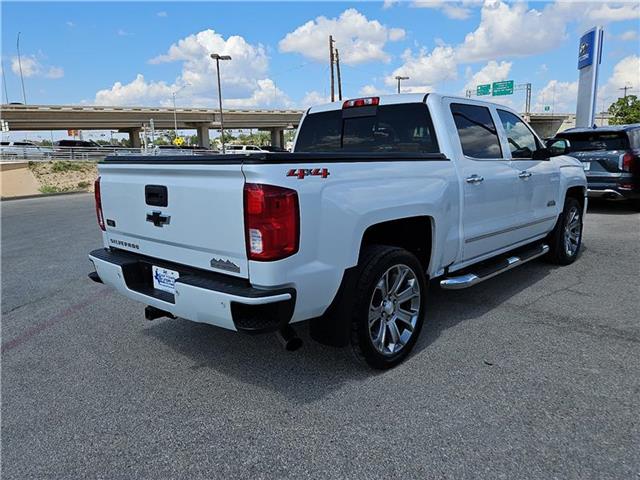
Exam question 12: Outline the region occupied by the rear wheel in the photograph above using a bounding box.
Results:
[547,196,583,265]
[350,245,427,369]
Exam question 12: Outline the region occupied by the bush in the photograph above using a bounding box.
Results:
[39,185,63,194]
[77,181,90,189]
[51,161,86,173]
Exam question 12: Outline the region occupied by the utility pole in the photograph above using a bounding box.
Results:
[329,35,335,102]
[210,53,232,153]
[619,85,632,99]
[335,48,342,101]
[16,32,27,104]
[525,82,531,117]
[395,75,409,94]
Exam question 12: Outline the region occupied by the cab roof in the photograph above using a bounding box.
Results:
[306,92,509,114]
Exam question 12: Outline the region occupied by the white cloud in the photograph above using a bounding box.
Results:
[532,56,640,114]
[599,55,640,104]
[66,21,75,27]
[463,60,512,94]
[279,9,405,65]
[300,90,330,107]
[586,2,640,22]
[383,0,399,9]
[95,74,173,106]
[617,30,639,42]
[412,0,482,20]
[156,11,168,17]
[456,1,569,62]
[359,84,391,96]
[533,80,579,113]
[11,56,39,77]
[45,66,64,79]
[94,29,291,108]
[117,29,132,37]
[385,45,457,90]
[10,55,63,79]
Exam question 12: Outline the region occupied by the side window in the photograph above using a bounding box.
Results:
[497,110,538,159]
[450,103,502,159]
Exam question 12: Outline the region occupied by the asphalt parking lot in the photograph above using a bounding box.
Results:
[2,193,638,479]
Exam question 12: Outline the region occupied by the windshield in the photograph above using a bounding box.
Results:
[295,103,439,153]
[557,131,629,152]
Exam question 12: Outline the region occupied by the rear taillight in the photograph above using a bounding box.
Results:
[243,183,299,261]
[342,96,379,109]
[622,152,634,172]
[94,176,105,231]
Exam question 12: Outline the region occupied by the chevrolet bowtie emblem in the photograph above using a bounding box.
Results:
[146,211,170,227]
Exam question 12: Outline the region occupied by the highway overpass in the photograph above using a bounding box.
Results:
[0,103,606,148]
[0,104,304,148]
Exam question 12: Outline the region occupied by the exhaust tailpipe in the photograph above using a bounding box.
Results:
[144,305,177,321]
[276,325,303,351]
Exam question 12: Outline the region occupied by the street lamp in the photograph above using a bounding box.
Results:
[171,83,190,141]
[210,53,232,153]
[395,76,409,94]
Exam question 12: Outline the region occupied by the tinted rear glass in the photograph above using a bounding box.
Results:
[557,131,630,151]
[295,103,439,153]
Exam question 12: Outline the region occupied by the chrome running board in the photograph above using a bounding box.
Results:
[440,244,549,290]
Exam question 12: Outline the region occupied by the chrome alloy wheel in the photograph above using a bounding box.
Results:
[564,205,582,257]
[368,264,421,356]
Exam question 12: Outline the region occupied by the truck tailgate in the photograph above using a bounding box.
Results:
[98,162,248,278]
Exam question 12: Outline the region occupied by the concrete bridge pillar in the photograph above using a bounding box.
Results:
[196,124,211,149]
[127,128,142,148]
[270,128,284,148]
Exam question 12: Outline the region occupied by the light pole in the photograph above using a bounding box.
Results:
[395,75,409,94]
[16,32,27,104]
[210,53,231,153]
[171,83,190,141]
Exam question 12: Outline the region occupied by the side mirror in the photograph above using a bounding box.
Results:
[545,138,571,156]
[532,147,550,160]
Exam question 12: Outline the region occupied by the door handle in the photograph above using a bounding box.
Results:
[518,171,532,179]
[465,174,484,184]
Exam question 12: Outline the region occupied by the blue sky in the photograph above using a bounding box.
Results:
[1,1,639,117]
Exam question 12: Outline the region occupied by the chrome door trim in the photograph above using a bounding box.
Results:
[465,215,557,243]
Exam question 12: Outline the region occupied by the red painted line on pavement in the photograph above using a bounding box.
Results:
[1,290,111,353]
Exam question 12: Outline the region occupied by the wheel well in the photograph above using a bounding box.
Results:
[360,216,433,271]
[566,186,586,210]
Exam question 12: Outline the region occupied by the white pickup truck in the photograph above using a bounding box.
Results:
[88,93,587,368]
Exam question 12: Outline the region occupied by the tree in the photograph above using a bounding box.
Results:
[608,95,640,125]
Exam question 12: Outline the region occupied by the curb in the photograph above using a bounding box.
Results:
[1,190,91,202]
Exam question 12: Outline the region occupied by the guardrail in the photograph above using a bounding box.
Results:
[0,147,223,162]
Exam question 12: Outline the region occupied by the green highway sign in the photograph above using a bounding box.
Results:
[476,84,491,96]
[492,80,514,96]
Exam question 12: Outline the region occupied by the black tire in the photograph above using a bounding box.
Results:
[546,196,583,265]
[350,245,427,369]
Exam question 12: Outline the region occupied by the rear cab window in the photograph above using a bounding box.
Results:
[450,103,502,159]
[295,103,439,154]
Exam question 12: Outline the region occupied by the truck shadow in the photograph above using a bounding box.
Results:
[144,256,562,404]
[414,259,559,357]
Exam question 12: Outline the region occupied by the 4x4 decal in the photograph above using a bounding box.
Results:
[287,168,330,179]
